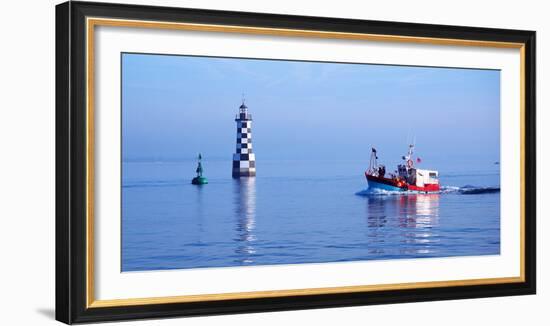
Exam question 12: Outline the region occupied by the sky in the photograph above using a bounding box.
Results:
[122,53,500,172]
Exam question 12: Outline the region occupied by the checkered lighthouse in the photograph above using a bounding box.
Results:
[232,99,256,178]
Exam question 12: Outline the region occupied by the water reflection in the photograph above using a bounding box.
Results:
[397,195,440,228]
[366,194,440,256]
[193,184,204,234]
[233,178,257,264]
[365,197,389,255]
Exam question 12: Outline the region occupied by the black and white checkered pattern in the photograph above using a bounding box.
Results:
[233,112,256,177]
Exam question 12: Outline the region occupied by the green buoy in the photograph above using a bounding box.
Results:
[191,153,208,185]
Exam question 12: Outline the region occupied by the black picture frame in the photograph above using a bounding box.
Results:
[56,1,536,324]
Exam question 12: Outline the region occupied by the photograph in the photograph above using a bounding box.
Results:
[121,53,501,272]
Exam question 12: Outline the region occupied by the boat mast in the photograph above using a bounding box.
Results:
[405,144,414,162]
[403,143,415,174]
[368,148,378,174]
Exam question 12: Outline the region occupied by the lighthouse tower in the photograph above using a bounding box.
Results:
[232,99,256,178]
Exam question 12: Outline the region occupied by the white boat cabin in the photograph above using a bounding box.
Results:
[415,169,439,187]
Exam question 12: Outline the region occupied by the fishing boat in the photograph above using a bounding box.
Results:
[365,144,440,193]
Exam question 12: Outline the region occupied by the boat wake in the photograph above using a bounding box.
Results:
[356,185,500,196]
[455,185,500,195]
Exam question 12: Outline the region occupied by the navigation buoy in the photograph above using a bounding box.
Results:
[191,153,208,185]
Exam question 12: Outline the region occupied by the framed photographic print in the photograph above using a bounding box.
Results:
[55,1,536,324]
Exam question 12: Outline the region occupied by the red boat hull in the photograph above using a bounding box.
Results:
[365,173,440,193]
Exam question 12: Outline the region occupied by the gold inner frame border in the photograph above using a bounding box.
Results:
[85,17,526,309]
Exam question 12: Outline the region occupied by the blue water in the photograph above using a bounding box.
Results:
[122,160,500,272]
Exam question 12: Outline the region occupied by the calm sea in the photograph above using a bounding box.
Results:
[121,159,500,272]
